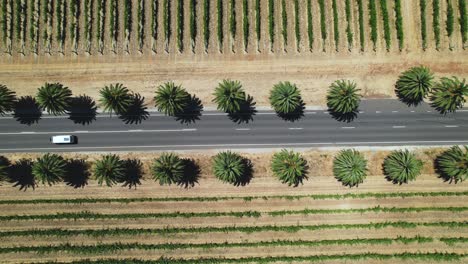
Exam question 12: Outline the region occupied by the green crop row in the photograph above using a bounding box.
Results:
[394,0,404,50]
[96,0,105,53]
[268,0,274,51]
[2,206,466,221]
[1,221,465,238]
[0,236,441,254]
[332,0,339,51]
[70,0,80,52]
[55,0,65,50]
[151,0,158,45]
[42,0,53,53]
[176,0,184,52]
[318,0,326,50]
[345,0,353,50]
[369,0,378,50]
[163,0,171,52]
[307,0,313,51]
[124,0,132,45]
[1,0,7,44]
[109,0,118,51]
[380,0,391,51]
[447,0,454,37]
[29,0,39,53]
[39,253,468,264]
[203,0,209,51]
[281,0,287,48]
[229,0,236,52]
[217,0,223,52]
[459,0,467,45]
[294,0,300,51]
[420,0,427,50]
[255,0,260,46]
[137,0,145,52]
[433,0,440,50]
[84,0,92,53]
[243,0,249,51]
[190,0,196,52]
[14,0,25,45]
[358,0,365,51]
[1,191,465,205]
[440,236,468,245]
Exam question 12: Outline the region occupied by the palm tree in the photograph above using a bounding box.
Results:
[327,80,361,115]
[99,83,133,117]
[0,156,10,182]
[436,146,468,183]
[430,77,468,114]
[395,66,434,106]
[93,154,126,186]
[212,151,246,184]
[271,149,308,186]
[36,83,72,115]
[151,153,185,185]
[32,153,67,186]
[154,82,190,116]
[383,150,423,184]
[333,149,368,187]
[0,84,16,115]
[269,81,303,115]
[212,80,246,113]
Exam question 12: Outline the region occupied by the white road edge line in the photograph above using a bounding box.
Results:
[288,128,303,130]
[392,126,406,128]
[235,128,251,131]
[375,111,381,114]
[0,129,197,135]
[445,125,459,128]
[341,127,355,129]
[392,111,398,113]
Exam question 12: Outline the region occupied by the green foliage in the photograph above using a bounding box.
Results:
[70,0,80,45]
[55,0,65,45]
[124,0,132,40]
[357,0,365,51]
[420,0,427,50]
[318,0,327,48]
[430,77,468,114]
[333,149,368,187]
[271,149,308,186]
[433,0,440,49]
[84,0,91,51]
[36,83,72,115]
[217,0,223,51]
[281,0,287,47]
[269,81,303,114]
[109,0,119,45]
[307,0,313,51]
[29,0,39,51]
[203,0,210,51]
[437,146,468,183]
[345,0,353,50]
[96,0,105,51]
[395,0,404,50]
[154,82,190,116]
[190,0,197,51]
[383,150,424,184]
[163,0,171,50]
[212,151,246,184]
[440,236,468,245]
[229,0,236,45]
[369,0,378,50]
[243,0,249,51]
[93,154,126,187]
[268,0,275,50]
[294,0,300,51]
[99,83,133,117]
[447,0,454,37]
[380,0,391,51]
[459,0,467,44]
[137,0,145,51]
[326,80,361,114]
[395,66,434,106]
[151,0,158,43]
[32,153,66,186]
[177,0,184,52]
[0,84,16,115]
[212,79,246,113]
[332,0,339,51]
[1,0,7,44]
[151,153,185,185]
[255,0,260,43]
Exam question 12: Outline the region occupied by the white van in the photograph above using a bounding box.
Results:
[50,135,77,144]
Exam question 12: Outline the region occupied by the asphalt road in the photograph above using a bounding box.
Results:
[0,100,467,153]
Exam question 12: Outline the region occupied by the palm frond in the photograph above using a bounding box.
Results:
[326,80,361,114]
[430,77,468,114]
[93,154,126,187]
[32,153,67,186]
[212,151,246,184]
[333,149,368,187]
[0,84,16,115]
[151,153,185,185]
[383,150,423,184]
[269,81,302,114]
[154,82,190,116]
[36,83,72,115]
[212,80,246,113]
[395,66,434,106]
[271,149,308,186]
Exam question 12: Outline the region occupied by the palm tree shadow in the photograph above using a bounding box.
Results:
[13,96,42,125]
[67,95,97,125]
[328,109,359,123]
[233,158,254,187]
[177,158,201,188]
[64,159,90,188]
[8,159,36,191]
[395,87,423,107]
[120,159,143,189]
[119,93,149,125]
[175,95,204,124]
[433,154,462,184]
[277,101,305,122]
[228,95,257,124]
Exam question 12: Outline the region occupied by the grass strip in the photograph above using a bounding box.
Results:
[459,0,467,45]
[1,206,466,221]
[177,0,184,52]
[1,191,466,204]
[203,0,209,51]
[243,0,249,51]
[433,0,440,49]
[369,0,378,50]
[306,0,313,51]
[268,0,274,51]
[394,0,403,50]
[190,0,196,52]
[345,0,353,50]
[281,0,287,48]
[380,0,391,51]
[1,221,465,238]
[0,236,436,254]
[332,0,339,51]
[440,237,468,245]
[358,0,365,51]
[420,0,427,50]
[318,0,326,50]
[217,0,223,52]
[36,253,468,263]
